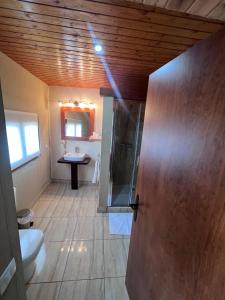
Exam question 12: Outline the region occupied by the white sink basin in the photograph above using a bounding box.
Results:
[63,152,87,162]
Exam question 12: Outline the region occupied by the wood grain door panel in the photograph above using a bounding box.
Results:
[126,28,225,300]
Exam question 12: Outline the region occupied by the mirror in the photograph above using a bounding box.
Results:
[61,107,95,140]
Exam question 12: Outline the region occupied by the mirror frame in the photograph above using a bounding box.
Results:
[61,106,95,141]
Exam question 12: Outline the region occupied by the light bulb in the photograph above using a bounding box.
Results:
[94,44,102,53]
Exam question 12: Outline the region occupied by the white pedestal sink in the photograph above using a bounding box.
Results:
[58,154,90,189]
[63,152,87,162]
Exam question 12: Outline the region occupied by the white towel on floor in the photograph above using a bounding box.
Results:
[92,155,100,184]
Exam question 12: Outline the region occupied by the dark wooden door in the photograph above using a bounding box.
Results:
[126,28,225,300]
[0,84,26,300]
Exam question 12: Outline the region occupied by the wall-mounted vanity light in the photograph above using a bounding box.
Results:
[58,101,96,110]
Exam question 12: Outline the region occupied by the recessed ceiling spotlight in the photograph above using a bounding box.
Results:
[94,44,102,53]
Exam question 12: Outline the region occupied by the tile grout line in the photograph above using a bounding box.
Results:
[41,183,66,235]
[36,183,69,300]
[41,275,125,282]
[27,275,127,286]
[29,183,130,299]
[57,190,78,283]
[54,196,74,300]
[56,183,85,294]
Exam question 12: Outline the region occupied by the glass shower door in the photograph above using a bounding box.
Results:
[110,100,144,207]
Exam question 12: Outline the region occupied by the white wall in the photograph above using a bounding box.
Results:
[98,96,114,212]
[0,52,50,211]
[49,86,103,182]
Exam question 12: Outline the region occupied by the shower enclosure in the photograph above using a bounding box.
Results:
[110,99,145,207]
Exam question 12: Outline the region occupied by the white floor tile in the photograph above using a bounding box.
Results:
[63,240,104,280]
[27,282,60,300]
[105,277,129,300]
[30,241,70,283]
[58,279,104,300]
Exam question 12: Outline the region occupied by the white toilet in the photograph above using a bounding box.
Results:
[19,229,44,283]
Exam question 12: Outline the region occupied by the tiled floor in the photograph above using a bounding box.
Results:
[27,183,131,300]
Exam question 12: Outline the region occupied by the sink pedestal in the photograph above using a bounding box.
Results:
[71,164,78,189]
[57,156,91,190]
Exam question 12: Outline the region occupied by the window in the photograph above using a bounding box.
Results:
[5,110,40,170]
[75,123,82,137]
[65,119,82,137]
[6,124,23,164]
[65,122,76,137]
[24,123,40,155]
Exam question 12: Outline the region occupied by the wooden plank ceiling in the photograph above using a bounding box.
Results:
[0,0,224,100]
[127,0,225,21]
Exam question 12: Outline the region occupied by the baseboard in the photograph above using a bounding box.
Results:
[107,206,133,213]
[51,178,95,186]
[29,179,51,210]
[51,178,70,184]
[97,205,133,213]
[97,206,108,213]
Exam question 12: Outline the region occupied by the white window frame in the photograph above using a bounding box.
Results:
[5,110,41,171]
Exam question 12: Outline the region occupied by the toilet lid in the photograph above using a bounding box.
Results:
[19,229,44,265]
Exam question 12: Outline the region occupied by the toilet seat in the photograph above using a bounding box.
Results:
[19,229,44,268]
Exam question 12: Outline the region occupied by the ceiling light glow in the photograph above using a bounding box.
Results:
[94,44,102,53]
